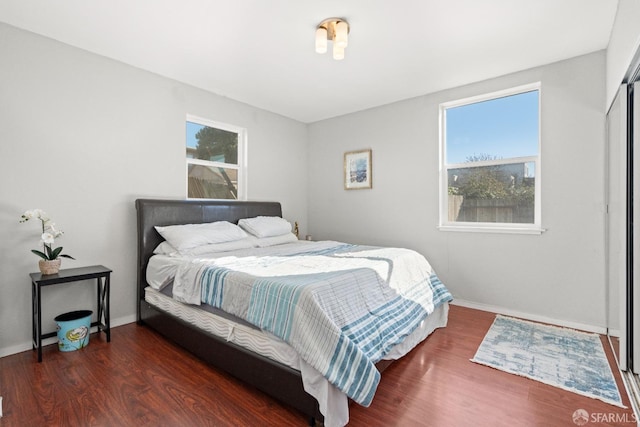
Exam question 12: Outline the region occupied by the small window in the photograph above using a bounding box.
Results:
[186,115,246,200]
[439,84,541,233]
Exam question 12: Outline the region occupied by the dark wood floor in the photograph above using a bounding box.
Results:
[0,305,635,426]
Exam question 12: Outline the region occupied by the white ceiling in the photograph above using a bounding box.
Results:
[0,0,618,123]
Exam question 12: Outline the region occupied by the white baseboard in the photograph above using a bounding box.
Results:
[451,299,608,335]
[0,314,137,359]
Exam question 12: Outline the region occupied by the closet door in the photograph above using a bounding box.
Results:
[607,84,627,370]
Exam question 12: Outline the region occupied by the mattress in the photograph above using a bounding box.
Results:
[145,285,300,368]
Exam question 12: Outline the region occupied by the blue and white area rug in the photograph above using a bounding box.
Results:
[471,315,625,408]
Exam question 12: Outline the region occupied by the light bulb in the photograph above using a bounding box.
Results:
[315,27,327,54]
[335,21,348,48]
[333,44,345,60]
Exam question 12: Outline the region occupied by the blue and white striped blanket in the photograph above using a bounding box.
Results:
[172,241,452,406]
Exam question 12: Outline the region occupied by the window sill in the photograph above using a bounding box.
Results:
[437,225,545,235]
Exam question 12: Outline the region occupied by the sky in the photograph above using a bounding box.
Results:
[186,121,204,148]
[445,90,539,164]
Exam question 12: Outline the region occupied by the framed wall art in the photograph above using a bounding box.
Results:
[344,149,372,190]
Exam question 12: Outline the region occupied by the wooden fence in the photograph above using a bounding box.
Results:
[448,195,534,223]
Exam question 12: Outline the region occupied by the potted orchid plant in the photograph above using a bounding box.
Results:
[20,209,75,275]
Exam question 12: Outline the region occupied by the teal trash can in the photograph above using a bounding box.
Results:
[55,310,92,352]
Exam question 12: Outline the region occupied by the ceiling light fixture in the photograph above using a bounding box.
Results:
[315,18,350,61]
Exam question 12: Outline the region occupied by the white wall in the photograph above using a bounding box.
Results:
[606,0,640,110]
[308,52,607,331]
[0,23,308,356]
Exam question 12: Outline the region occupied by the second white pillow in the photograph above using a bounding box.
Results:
[238,216,292,238]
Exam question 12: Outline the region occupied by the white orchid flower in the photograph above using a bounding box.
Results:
[37,211,50,222]
[46,223,64,237]
[20,209,36,222]
[20,208,49,222]
[41,232,55,245]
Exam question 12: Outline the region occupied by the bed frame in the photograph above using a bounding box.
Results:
[135,198,323,424]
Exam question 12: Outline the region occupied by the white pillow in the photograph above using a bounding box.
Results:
[180,238,256,255]
[155,221,248,251]
[153,241,178,256]
[238,216,292,238]
[252,232,298,247]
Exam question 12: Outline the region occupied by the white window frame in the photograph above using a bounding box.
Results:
[186,114,247,201]
[438,83,543,234]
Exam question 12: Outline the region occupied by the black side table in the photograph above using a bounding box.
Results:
[30,265,112,362]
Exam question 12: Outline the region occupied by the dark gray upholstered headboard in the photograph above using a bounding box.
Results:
[135,199,282,315]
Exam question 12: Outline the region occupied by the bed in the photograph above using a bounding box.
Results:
[136,198,451,426]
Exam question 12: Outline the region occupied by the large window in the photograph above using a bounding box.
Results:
[439,83,541,233]
[186,115,246,200]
